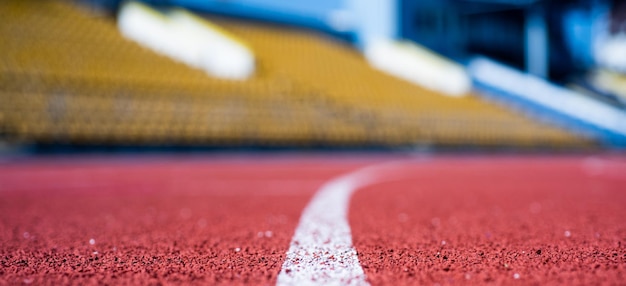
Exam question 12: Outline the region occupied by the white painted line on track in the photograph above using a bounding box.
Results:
[277,161,408,286]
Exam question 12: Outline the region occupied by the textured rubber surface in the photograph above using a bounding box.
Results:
[0,156,372,285]
[1,155,625,285]
[351,156,626,285]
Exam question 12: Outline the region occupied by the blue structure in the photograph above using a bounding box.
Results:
[165,0,397,46]
[158,0,610,79]
[90,0,612,79]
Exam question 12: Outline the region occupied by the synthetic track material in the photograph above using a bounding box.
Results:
[351,157,626,285]
[0,157,373,285]
[1,155,625,285]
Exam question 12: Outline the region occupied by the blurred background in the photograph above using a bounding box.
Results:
[1,0,626,155]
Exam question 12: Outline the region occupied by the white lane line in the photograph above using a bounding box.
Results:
[277,162,407,286]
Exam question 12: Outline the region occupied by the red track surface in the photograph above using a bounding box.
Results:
[351,157,626,285]
[1,155,625,285]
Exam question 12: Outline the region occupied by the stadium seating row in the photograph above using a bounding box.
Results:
[0,0,592,148]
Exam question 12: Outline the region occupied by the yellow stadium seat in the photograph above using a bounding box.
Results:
[0,0,593,149]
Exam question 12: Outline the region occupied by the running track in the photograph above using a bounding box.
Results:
[1,154,625,285]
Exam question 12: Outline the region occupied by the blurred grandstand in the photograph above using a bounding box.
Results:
[1,0,625,151]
